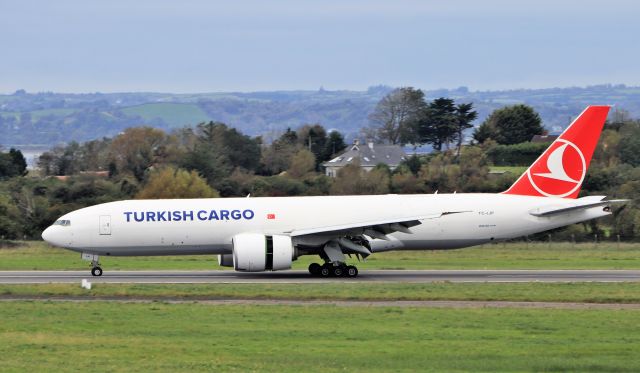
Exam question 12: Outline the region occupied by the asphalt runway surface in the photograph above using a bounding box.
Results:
[1,269,640,284]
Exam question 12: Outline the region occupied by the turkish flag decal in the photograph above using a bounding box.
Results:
[267,213,276,220]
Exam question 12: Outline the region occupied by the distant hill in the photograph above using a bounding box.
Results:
[121,103,211,127]
[2,84,639,150]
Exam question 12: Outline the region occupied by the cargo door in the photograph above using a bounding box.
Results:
[99,215,111,235]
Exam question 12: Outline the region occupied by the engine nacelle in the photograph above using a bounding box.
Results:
[218,254,234,267]
[232,233,294,272]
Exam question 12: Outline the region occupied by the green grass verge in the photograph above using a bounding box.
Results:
[2,282,640,303]
[0,301,638,372]
[2,241,640,270]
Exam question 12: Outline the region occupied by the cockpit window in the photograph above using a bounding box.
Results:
[53,220,71,226]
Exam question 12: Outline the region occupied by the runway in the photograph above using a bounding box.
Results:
[1,269,639,284]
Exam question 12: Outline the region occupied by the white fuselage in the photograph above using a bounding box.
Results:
[42,193,609,257]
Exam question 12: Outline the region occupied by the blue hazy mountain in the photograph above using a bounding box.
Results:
[1,84,638,149]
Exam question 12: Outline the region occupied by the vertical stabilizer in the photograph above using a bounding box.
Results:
[503,105,610,198]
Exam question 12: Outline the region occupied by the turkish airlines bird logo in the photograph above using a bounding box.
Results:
[533,143,580,183]
[527,139,586,197]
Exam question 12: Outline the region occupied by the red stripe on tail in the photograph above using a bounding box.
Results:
[503,105,610,199]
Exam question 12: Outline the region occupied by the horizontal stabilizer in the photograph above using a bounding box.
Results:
[529,196,628,217]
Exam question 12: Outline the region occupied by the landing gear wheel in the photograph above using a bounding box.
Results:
[346,265,358,278]
[320,264,332,277]
[91,266,103,277]
[332,266,344,277]
[308,263,321,276]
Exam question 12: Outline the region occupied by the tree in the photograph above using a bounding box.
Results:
[109,127,175,181]
[619,123,640,166]
[416,98,458,152]
[399,154,422,175]
[199,122,261,172]
[454,103,478,156]
[0,148,27,178]
[180,146,229,186]
[261,128,301,175]
[368,87,426,145]
[0,194,22,238]
[287,149,316,178]
[472,121,497,144]
[248,175,307,197]
[473,104,544,145]
[136,167,219,199]
[330,162,390,195]
[417,152,458,193]
[297,124,327,168]
[177,121,261,190]
[181,121,261,186]
[457,146,491,192]
[37,138,112,176]
[180,123,229,186]
[391,167,425,194]
[320,131,347,161]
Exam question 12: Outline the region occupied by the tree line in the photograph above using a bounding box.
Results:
[368,87,545,150]
[0,89,638,241]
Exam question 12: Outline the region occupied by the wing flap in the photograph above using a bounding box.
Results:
[289,211,471,237]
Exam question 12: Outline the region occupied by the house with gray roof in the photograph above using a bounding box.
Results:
[322,140,406,177]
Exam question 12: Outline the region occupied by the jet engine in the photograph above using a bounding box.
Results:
[218,253,234,267]
[229,233,295,272]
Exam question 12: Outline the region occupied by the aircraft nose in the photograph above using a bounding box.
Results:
[41,226,53,242]
[42,226,72,247]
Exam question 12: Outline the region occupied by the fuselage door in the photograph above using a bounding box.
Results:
[99,215,111,235]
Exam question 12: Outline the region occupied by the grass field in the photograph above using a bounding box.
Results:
[0,301,638,372]
[2,240,639,271]
[3,282,640,303]
[122,103,211,127]
[489,165,528,175]
[2,241,640,371]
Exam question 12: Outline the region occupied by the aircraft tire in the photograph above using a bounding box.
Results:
[91,267,103,277]
[346,265,358,278]
[308,263,321,276]
[320,264,332,277]
[332,266,344,277]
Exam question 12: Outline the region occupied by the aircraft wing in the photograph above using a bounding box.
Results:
[529,196,628,217]
[289,211,470,238]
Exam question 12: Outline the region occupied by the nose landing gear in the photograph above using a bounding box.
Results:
[81,253,103,277]
[91,266,103,277]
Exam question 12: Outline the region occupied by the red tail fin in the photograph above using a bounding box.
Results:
[503,105,610,198]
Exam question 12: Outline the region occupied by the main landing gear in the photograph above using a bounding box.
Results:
[308,263,358,278]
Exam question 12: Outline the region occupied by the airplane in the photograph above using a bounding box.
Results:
[42,105,626,278]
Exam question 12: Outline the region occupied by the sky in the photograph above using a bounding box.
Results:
[1,0,639,93]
